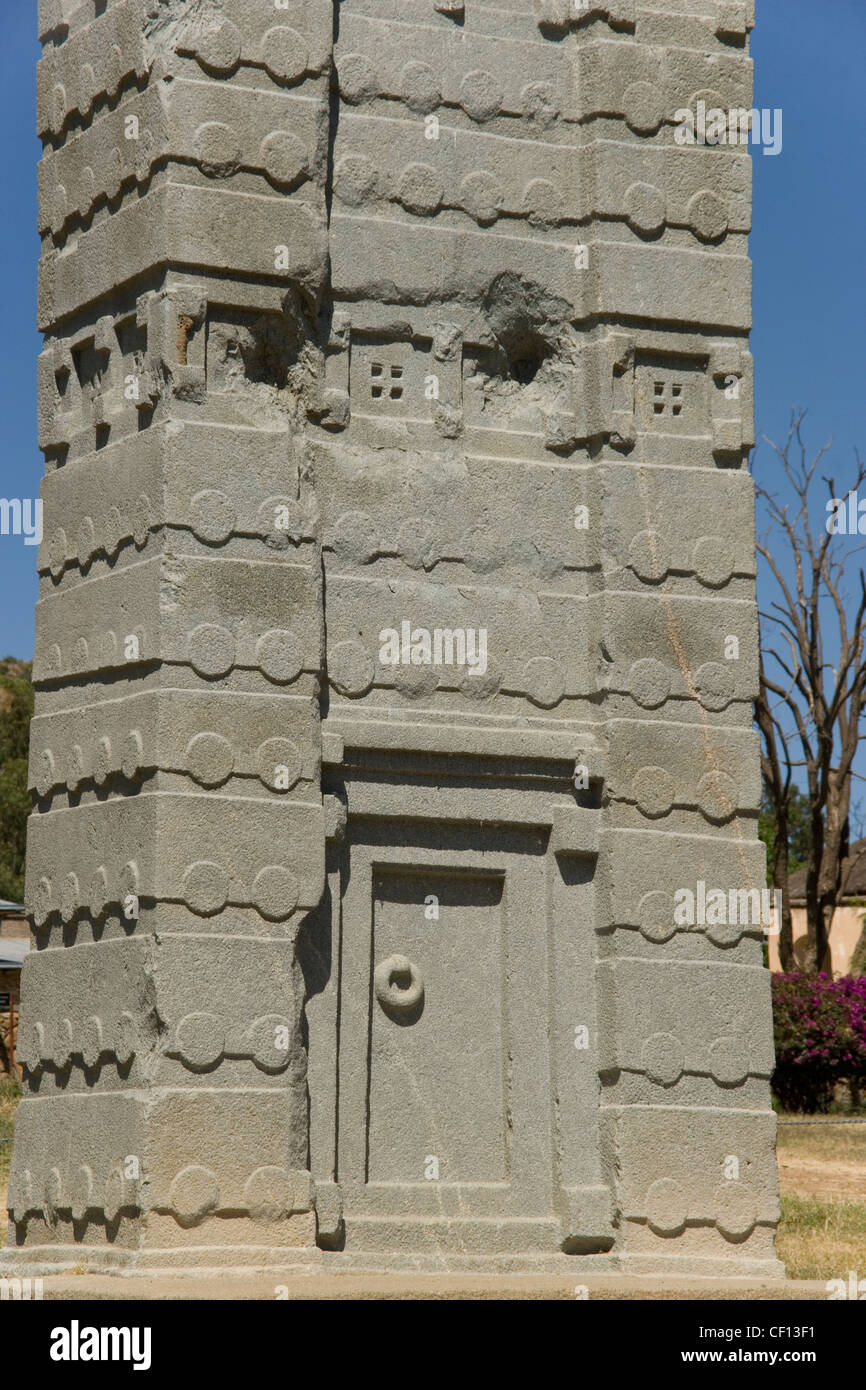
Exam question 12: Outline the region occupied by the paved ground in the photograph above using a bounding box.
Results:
[6,1272,830,1301]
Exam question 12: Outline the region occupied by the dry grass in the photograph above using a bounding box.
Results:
[777,1194,866,1280]
[776,1117,866,1279]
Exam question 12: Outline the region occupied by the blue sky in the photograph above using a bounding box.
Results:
[0,2,863,767]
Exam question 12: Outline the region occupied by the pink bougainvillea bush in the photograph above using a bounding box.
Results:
[771,972,866,1113]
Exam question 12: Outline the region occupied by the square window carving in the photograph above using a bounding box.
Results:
[636,353,708,435]
[351,335,428,419]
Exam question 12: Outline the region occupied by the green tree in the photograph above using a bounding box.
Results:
[0,661,33,903]
[758,782,812,884]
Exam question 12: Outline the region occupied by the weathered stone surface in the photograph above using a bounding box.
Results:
[4,0,780,1280]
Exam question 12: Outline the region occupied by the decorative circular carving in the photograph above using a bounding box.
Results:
[93,735,113,786]
[121,729,144,781]
[182,861,229,917]
[104,506,123,556]
[706,915,744,948]
[329,640,375,697]
[248,1013,294,1072]
[44,643,62,675]
[99,630,119,668]
[524,656,565,708]
[252,866,300,921]
[460,70,503,122]
[53,182,68,229]
[90,866,109,919]
[185,732,234,787]
[625,181,666,235]
[688,189,728,242]
[195,20,242,75]
[697,770,737,824]
[116,1011,137,1067]
[132,493,151,548]
[244,1166,293,1223]
[78,64,95,117]
[32,876,52,927]
[522,178,564,227]
[188,623,235,679]
[628,529,669,583]
[394,516,438,570]
[521,80,559,128]
[60,872,80,924]
[622,80,664,133]
[638,889,677,943]
[259,495,305,546]
[77,515,96,566]
[261,26,309,83]
[459,666,502,700]
[333,509,379,564]
[53,1017,73,1068]
[67,744,86,792]
[52,83,66,135]
[170,1165,220,1226]
[175,1012,225,1070]
[633,765,675,819]
[78,165,95,216]
[260,131,309,188]
[79,1014,104,1069]
[461,524,502,573]
[194,121,242,178]
[9,1167,34,1219]
[337,52,377,103]
[641,1032,684,1087]
[36,747,55,798]
[256,737,302,791]
[629,657,671,709]
[45,1166,64,1217]
[460,170,502,225]
[692,536,733,588]
[708,1036,748,1085]
[27,1021,46,1072]
[334,153,377,207]
[645,1177,687,1236]
[714,1181,757,1240]
[400,60,440,114]
[190,489,236,545]
[397,163,443,217]
[392,662,439,699]
[525,656,567,711]
[70,1164,94,1222]
[72,637,89,672]
[688,87,726,117]
[694,660,735,711]
[257,629,303,684]
[374,954,424,1014]
[103,1166,126,1223]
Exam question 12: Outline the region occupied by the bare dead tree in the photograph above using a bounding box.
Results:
[753,410,866,972]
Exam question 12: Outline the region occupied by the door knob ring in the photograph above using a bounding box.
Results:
[374,954,424,1014]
